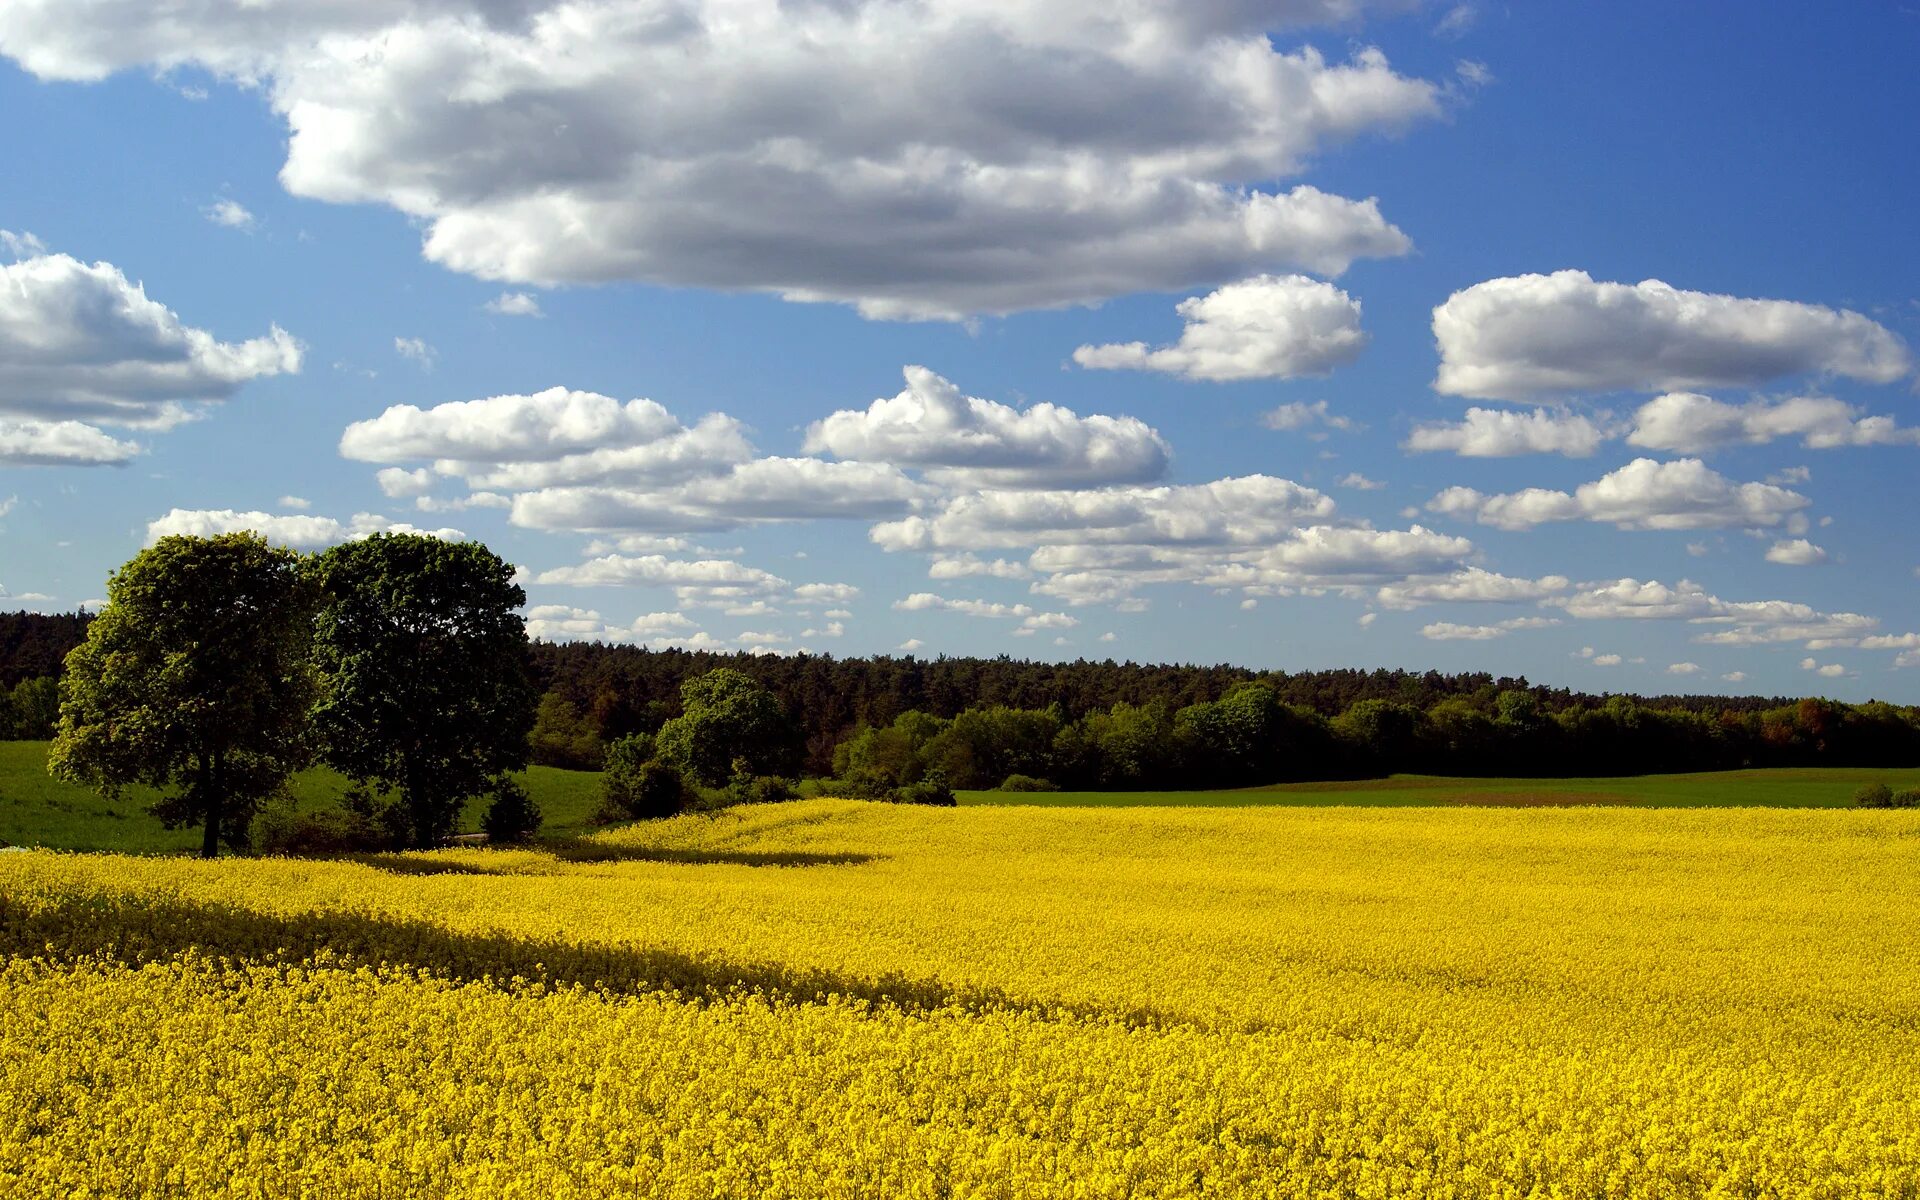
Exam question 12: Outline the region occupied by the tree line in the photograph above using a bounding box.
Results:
[9,569,1919,816]
[518,642,1918,784]
[826,687,1920,792]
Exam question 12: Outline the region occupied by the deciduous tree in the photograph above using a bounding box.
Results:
[48,534,317,857]
[310,534,536,849]
[654,668,796,787]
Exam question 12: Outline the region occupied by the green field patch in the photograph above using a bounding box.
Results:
[959,766,1920,809]
[1437,790,1638,807]
[0,741,605,853]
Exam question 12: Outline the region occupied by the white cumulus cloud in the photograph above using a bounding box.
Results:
[1764,539,1828,566]
[1420,616,1559,640]
[0,252,300,430]
[1426,458,1808,531]
[0,418,140,466]
[0,3,1443,320]
[1433,271,1911,400]
[340,386,755,494]
[805,366,1168,489]
[203,198,257,231]
[145,508,462,548]
[1626,392,1920,453]
[1073,275,1367,381]
[1404,407,1611,457]
[483,292,543,318]
[1260,399,1360,434]
[512,458,922,534]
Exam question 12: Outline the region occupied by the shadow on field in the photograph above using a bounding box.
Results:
[345,839,880,876]
[0,887,1017,1018]
[542,837,880,869]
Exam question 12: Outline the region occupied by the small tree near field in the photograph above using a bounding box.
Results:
[309,534,536,849]
[654,668,795,787]
[48,533,318,858]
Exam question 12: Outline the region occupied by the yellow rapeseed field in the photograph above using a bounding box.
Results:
[3,800,1919,1198]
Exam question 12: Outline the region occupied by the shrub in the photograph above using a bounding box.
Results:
[481,779,542,844]
[999,774,1059,792]
[528,693,605,770]
[1892,788,1920,810]
[599,733,656,819]
[1854,783,1894,809]
[600,759,690,822]
[830,771,897,801]
[744,775,797,805]
[252,798,385,856]
[892,779,957,807]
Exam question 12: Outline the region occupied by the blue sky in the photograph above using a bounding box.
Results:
[1,1,1916,699]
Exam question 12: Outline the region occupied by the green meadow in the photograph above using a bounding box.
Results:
[957,767,1920,809]
[0,741,605,854]
[6,738,1916,853]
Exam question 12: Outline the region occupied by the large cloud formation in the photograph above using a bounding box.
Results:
[0,250,300,464]
[805,366,1170,488]
[1433,271,1911,400]
[0,2,1438,319]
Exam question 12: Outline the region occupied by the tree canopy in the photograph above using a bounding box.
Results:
[654,668,795,786]
[47,533,318,857]
[309,534,536,848]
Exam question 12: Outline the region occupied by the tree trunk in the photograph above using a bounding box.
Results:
[200,750,223,859]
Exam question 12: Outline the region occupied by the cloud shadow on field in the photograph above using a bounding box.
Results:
[345,839,881,876]
[0,887,1070,1021]
[540,837,880,868]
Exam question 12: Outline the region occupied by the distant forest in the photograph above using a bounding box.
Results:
[10,609,1918,785]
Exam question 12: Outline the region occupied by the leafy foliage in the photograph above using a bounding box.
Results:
[654,669,795,787]
[309,535,537,848]
[481,779,543,844]
[46,534,317,857]
[528,693,605,770]
[1855,782,1895,809]
[998,774,1058,792]
[0,677,58,740]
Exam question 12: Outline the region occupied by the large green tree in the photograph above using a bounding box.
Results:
[654,668,796,787]
[309,534,536,848]
[48,534,318,858]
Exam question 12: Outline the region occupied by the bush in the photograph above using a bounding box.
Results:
[252,798,385,856]
[599,733,657,819]
[1854,783,1894,809]
[825,771,897,801]
[528,693,605,771]
[1893,788,1920,810]
[601,757,690,822]
[891,779,957,807]
[741,775,797,806]
[998,774,1059,792]
[481,779,542,843]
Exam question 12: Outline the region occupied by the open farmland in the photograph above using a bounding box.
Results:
[3,799,1920,1197]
